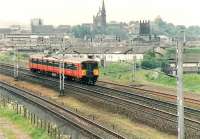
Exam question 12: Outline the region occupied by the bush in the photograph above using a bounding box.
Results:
[141,51,160,69]
[141,51,169,70]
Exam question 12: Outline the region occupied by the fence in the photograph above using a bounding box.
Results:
[0,93,71,139]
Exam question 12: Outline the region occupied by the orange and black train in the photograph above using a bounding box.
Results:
[29,55,99,84]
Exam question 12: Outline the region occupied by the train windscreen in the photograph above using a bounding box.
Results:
[82,62,98,76]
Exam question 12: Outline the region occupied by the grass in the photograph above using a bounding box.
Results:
[0,107,50,139]
[62,96,176,139]
[99,62,134,84]
[166,47,200,54]
[165,47,200,59]
[100,63,200,93]
[1,50,200,93]
[142,71,200,93]
[0,73,176,139]
[0,51,30,67]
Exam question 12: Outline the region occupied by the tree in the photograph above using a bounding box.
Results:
[72,25,92,38]
[151,16,200,39]
[141,51,169,70]
[105,25,128,39]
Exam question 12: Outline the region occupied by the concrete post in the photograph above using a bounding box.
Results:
[176,41,184,139]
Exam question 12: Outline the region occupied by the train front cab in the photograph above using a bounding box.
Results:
[81,61,99,84]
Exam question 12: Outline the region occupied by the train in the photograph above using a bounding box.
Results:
[29,55,99,84]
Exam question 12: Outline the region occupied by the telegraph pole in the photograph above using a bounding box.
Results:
[13,39,19,80]
[59,37,65,96]
[131,40,136,82]
[176,40,184,139]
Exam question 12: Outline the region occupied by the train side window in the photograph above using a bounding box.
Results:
[64,63,77,70]
[71,64,77,70]
[50,61,53,66]
[54,62,59,67]
[34,59,37,64]
[34,59,38,64]
[46,60,49,65]
[43,60,47,65]
[65,63,70,69]
[38,59,42,64]
[31,59,34,63]
[49,61,53,66]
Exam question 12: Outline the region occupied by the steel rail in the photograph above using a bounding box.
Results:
[1,63,200,132]
[0,81,126,139]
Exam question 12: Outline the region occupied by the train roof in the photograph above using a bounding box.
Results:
[30,54,97,64]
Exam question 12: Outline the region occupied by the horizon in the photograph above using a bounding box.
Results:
[0,0,200,27]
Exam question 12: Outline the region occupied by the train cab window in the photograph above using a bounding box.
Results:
[82,62,98,70]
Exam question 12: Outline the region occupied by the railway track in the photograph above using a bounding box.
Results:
[2,63,200,107]
[97,80,200,106]
[0,63,197,117]
[0,81,125,139]
[1,63,200,137]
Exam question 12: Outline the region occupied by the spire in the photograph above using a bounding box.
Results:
[101,0,106,28]
[102,0,106,16]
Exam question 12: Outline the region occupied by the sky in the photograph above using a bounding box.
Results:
[0,0,199,27]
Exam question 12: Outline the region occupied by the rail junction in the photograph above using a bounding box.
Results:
[0,63,200,138]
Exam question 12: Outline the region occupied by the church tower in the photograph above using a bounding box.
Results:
[93,0,107,33]
[101,0,107,28]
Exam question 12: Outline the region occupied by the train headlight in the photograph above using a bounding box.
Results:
[93,69,99,76]
[82,70,86,76]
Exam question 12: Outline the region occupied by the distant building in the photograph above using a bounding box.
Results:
[31,19,71,34]
[0,28,11,34]
[56,25,71,34]
[129,20,160,46]
[93,0,107,32]
[31,18,54,34]
[31,18,43,33]
[139,20,150,35]
[31,18,43,26]
[128,21,140,35]
[165,53,200,74]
